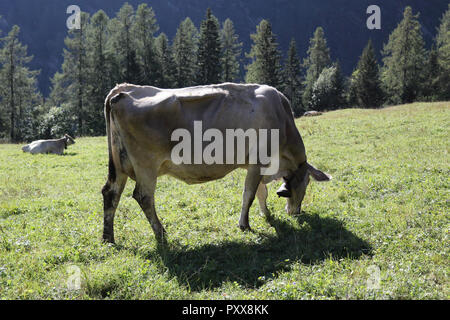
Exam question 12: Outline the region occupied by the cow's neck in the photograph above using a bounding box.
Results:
[286,117,307,173]
[285,138,307,177]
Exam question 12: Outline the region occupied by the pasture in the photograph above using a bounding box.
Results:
[0,102,448,299]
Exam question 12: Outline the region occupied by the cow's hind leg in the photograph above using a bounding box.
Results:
[102,172,128,243]
[132,171,166,242]
[239,165,263,231]
[256,183,271,218]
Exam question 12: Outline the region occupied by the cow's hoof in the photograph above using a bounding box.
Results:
[261,210,271,219]
[102,237,115,244]
[153,226,167,243]
[264,214,274,225]
[239,224,252,232]
[102,233,115,244]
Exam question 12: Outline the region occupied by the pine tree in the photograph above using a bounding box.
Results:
[155,33,176,88]
[85,10,111,134]
[435,4,450,100]
[0,25,41,141]
[220,18,242,82]
[109,2,140,84]
[333,61,346,108]
[173,17,198,87]
[12,61,42,141]
[302,27,331,108]
[381,6,426,104]
[46,71,78,138]
[346,70,359,107]
[422,44,441,101]
[47,72,68,113]
[354,40,384,108]
[50,11,90,136]
[245,19,282,89]
[133,4,160,85]
[197,8,222,85]
[282,38,303,116]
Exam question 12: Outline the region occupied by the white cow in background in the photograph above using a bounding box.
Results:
[22,134,76,155]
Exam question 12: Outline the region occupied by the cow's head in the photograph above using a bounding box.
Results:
[277,162,331,215]
[64,134,76,146]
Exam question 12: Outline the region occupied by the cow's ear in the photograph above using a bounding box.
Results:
[307,163,332,181]
[276,182,291,198]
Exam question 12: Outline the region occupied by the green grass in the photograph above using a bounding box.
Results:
[0,101,449,299]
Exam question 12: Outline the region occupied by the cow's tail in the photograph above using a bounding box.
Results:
[104,88,119,183]
[104,84,130,183]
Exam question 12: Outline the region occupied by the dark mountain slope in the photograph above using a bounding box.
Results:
[0,0,447,96]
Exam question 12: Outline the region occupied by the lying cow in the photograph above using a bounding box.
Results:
[303,110,323,117]
[22,134,75,155]
[102,83,331,243]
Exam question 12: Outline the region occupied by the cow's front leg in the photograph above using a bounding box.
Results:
[239,165,263,231]
[102,173,128,243]
[132,171,166,242]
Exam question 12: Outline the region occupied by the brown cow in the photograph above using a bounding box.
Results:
[102,83,331,243]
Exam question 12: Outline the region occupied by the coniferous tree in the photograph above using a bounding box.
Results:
[155,33,176,88]
[422,44,441,101]
[333,62,346,107]
[49,12,89,136]
[381,6,426,104]
[354,40,384,108]
[173,17,198,87]
[109,2,140,84]
[302,27,331,109]
[220,18,242,82]
[85,10,111,134]
[0,25,41,141]
[133,4,160,85]
[346,69,359,107]
[47,72,69,116]
[435,4,450,100]
[282,38,303,116]
[197,8,222,85]
[245,19,282,89]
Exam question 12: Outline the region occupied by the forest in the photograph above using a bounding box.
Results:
[0,3,449,142]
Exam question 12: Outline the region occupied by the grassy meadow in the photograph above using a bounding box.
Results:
[0,102,448,299]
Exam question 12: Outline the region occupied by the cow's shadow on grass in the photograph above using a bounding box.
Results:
[63,152,78,156]
[151,213,372,291]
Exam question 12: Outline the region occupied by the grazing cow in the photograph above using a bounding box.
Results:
[102,83,331,243]
[22,134,75,155]
[303,110,323,117]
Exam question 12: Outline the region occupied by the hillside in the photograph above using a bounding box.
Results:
[0,0,448,95]
[0,102,448,299]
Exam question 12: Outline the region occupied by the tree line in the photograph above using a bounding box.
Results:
[0,4,448,142]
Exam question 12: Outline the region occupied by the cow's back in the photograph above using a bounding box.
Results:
[111,83,290,135]
[107,83,301,183]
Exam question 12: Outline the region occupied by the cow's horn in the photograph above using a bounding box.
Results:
[276,183,291,198]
